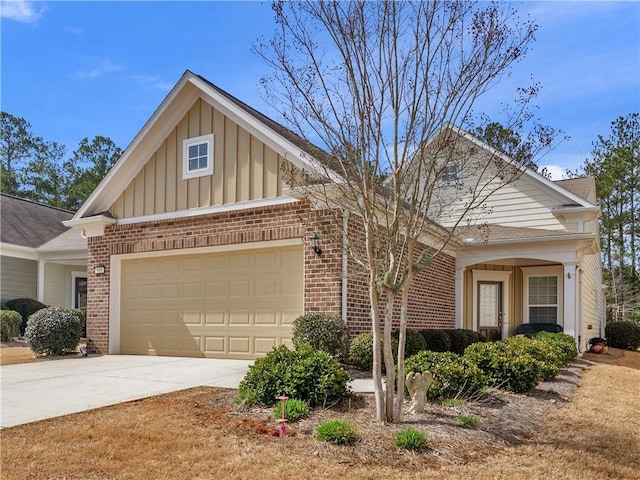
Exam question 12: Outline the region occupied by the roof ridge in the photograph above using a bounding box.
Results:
[0,193,75,215]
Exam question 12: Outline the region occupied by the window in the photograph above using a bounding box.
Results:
[440,164,458,183]
[528,276,558,323]
[183,134,214,179]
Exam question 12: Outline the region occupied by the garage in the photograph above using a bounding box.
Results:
[118,245,303,359]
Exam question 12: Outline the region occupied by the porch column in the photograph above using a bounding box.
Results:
[37,260,46,303]
[563,263,578,340]
[455,266,465,329]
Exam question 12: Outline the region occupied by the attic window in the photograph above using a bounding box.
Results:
[183,134,214,179]
[440,164,459,183]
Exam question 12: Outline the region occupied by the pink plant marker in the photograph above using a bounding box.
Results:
[276,395,288,438]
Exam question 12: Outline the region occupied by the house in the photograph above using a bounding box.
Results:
[64,71,455,358]
[0,194,88,308]
[64,70,604,358]
[431,126,605,353]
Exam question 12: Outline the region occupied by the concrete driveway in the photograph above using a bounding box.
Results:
[0,355,252,428]
[1,355,374,428]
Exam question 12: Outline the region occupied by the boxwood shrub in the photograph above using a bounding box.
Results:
[404,350,486,400]
[349,332,374,371]
[464,341,543,393]
[25,307,82,356]
[503,336,560,381]
[292,313,349,360]
[419,329,451,352]
[1,310,22,342]
[236,344,350,407]
[534,332,578,364]
[392,329,427,358]
[444,329,470,355]
[605,321,640,350]
[4,298,47,335]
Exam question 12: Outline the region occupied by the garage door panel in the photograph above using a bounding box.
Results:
[120,245,303,359]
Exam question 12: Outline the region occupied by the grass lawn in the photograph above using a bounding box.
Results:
[1,349,639,480]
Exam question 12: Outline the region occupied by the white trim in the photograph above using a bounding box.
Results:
[63,214,117,237]
[182,133,214,179]
[471,269,512,339]
[521,266,564,326]
[108,238,304,355]
[71,271,87,309]
[0,242,38,260]
[37,260,45,303]
[463,232,597,246]
[341,210,349,324]
[115,196,300,226]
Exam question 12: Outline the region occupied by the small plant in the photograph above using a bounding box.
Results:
[395,427,428,450]
[316,420,359,445]
[442,398,466,408]
[1,310,22,342]
[292,313,349,360]
[25,307,82,356]
[272,399,309,423]
[458,414,479,426]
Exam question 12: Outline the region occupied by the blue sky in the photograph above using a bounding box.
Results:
[1,1,639,179]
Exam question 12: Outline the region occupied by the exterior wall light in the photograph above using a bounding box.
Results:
[94,264,105,275]
[311,233,322,256]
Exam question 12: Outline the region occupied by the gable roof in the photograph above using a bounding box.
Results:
[73,70,340,220]
[439,124,597,210]
[554,177,597,204]
[0,194,75,249]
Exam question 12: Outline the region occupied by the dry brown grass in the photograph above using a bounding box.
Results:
[0,345,36,366]
[1,349,639,480]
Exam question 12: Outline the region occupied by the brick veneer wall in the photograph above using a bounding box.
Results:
[344,214,456,336]
[85,201,343,354]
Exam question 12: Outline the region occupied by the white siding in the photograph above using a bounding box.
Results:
[580,251,605,349]
[0,256,37,303]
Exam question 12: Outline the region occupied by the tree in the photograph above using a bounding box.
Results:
[255,1,543,422]
[63,136,122,211]
[0,112,50,196]
[474,121,563,175]
[19,141,67,207]
[584,113,640,323]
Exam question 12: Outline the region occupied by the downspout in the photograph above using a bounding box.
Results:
[342,210,349,324]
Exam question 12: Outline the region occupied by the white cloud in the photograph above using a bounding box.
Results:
[540,165,568,181]
[1,0,46,24]
[76,60,122,80]
[65,25,84,35]
[130,74,173,92]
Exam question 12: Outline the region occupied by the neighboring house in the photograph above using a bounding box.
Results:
[0,194,88,308]
[432,126,605,353]
[64,71,603,359]
[64,70,455,358]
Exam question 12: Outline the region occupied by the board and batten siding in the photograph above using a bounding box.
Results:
[110,99,286,218]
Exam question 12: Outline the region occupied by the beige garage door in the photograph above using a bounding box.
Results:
[119,245,303,359]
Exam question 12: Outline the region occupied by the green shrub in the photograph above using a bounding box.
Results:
[605,321,640,350]
[25,307,82,356]
[71,307,87,338]
[1,310,22,342]
[458,415,479,427]
[419,329,451,352]
[461,329,485,346]
[405,350,486,400]
[503,336,560,381]
[534,332,578,364]
[395,427,428,450]
[4,298,47,335]
[444,329,469,355]
[292,313,349,360]
[392,329,427,358]
[316,420,359,445]
[236,344,350,407]
[272,398,309,423]
[349,332,374,371]
[464,341,543,393]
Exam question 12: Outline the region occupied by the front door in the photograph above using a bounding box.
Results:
[478,281,502,341]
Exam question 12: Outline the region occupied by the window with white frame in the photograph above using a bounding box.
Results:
[440,163,459,183]
[528,275,558,323]
[183,134,214,179]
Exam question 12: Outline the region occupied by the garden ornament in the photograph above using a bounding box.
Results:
[406,371,433,415]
